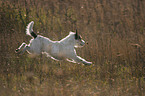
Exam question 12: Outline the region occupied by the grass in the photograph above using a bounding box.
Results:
[0,0,145,96]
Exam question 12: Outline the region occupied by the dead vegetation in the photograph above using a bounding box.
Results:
[0,0,145,95]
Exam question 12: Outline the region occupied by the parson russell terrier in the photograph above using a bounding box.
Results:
[15,21,92,65]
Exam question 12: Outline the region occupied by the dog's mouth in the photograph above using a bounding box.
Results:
[78,43,85,47]
[80,43,85,46]
[80,41,85,46]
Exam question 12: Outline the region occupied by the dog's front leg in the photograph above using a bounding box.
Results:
[72,56,92,65]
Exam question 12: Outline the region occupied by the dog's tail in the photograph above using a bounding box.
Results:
[26,21,37,38]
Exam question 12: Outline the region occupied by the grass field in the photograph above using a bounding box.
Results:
[0,0,145,96]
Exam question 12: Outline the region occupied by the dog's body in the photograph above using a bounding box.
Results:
[16,21,92,65]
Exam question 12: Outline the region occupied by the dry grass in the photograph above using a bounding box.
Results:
[0,0,145,96]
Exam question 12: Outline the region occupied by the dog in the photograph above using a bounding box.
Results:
[16,21,92,65]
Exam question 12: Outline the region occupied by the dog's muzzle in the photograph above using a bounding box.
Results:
[81,40,85,46]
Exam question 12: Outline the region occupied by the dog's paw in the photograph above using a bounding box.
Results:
[84,62,92,66]
[15,49,20,53]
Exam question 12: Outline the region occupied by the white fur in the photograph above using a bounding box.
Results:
[16,21,92,65]
[26,21,34,36]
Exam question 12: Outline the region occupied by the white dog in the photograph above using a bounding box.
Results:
[16,21,92,65]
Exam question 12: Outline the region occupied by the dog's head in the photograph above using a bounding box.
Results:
[74,29,85,48]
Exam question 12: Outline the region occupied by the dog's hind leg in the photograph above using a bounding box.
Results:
[15,43,27,53]
[16,43,33,55]
[19,45,30,55]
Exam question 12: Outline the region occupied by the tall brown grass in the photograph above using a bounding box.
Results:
[0,0,144,95]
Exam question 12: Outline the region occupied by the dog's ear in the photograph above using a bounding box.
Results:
[75,29,78,39]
